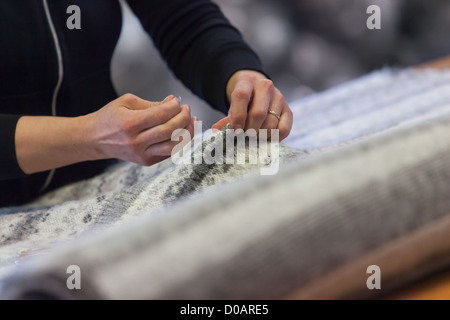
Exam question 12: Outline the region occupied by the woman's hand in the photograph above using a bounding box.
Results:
[213,70,293,141]
[15,94,195,174]
[84,93,195,166]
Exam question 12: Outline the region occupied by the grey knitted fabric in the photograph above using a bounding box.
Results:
[0,126,301,281]
[2,68,450,299]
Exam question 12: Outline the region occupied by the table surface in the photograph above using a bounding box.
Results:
[386,268,450,300]
[416,55,450,70]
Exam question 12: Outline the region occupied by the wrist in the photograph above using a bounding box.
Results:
[74,113,105,162]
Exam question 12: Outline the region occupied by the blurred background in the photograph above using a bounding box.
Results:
[111,0,450,126]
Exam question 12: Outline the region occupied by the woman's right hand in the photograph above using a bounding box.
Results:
[83,93,195,166]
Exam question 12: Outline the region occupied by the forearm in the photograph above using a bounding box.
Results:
[126,0,265,113]
[15,115,97,174]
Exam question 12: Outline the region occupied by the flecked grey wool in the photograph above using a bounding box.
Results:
[2,68,450,299]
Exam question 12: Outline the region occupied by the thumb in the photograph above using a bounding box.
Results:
[120,93,157,111]
[147,95,179,108]
[147,101,163,108]
[122,94,176,111]
[150,94,175,106]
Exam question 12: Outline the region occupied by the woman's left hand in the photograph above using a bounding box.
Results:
[212,70,293,141]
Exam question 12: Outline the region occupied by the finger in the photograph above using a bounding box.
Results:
[139,104,191,147]
[246,79,274,131]
[229,81,253,130]
[278,106,293,141]
[145,113,195,157]
[261,90,285,137]
[212,116,230,132]
[134,97,182,131]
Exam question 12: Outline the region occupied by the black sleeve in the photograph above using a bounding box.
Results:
[0,114,26,180]
[125,0,267,114]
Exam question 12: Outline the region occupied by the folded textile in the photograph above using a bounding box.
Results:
[0,126,301,283]
[2,68,450,299]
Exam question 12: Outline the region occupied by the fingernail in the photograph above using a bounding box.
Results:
[163,95,174,102]
[235,128,244,135]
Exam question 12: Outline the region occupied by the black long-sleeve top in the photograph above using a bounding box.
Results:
[0,0,265,206]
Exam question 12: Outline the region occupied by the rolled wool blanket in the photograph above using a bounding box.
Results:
[2,67,450,299]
